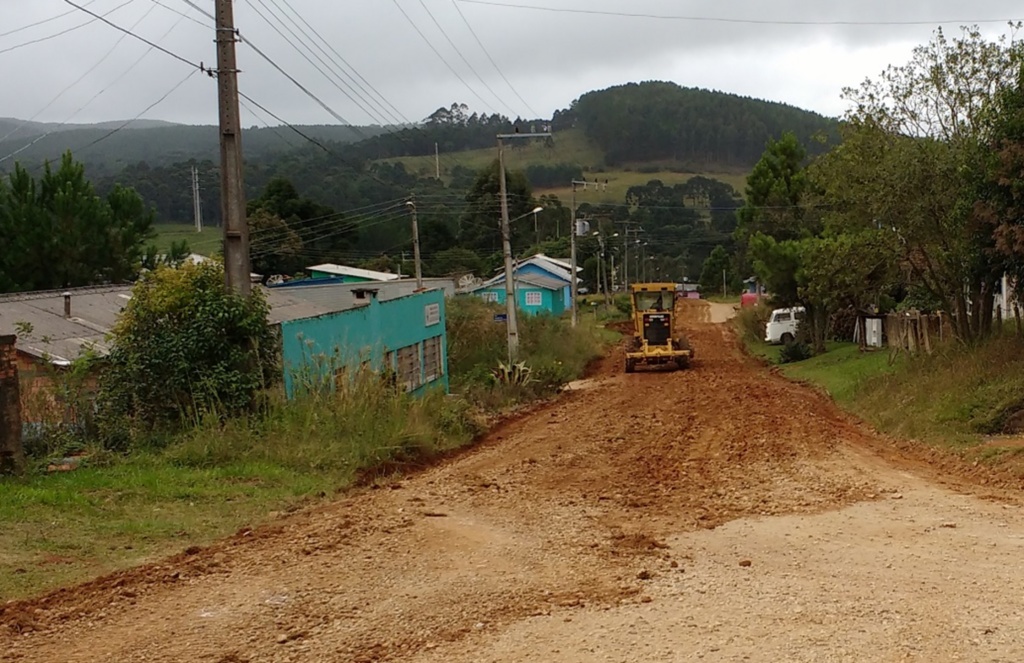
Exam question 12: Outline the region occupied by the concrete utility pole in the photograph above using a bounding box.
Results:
[406,198,423,290]
[215,0,251,296]
[570,178,592,328]
[435,142,441,180]
[497,130,551,360]
[191,165,203,233]
[0,335,25,476]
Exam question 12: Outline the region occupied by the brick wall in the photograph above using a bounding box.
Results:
[0,334,26,474]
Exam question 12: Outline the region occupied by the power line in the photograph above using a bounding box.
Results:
[455,0,1023,26]
[78,69,201,150]
[1,0,163,144]
[0,0,98,38]
[236,91,332,151]
[0,0,134,56]
[415,0,521,117]
[449,0,539,118]
[237,31,354,125]
[389,0,502,115]
[244,0,389,131]
[60,0,204,70]
[149,0,211,28]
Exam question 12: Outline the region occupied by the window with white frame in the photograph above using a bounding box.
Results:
[480,291,498,303]
[397,344,422,392]
[524,290,543,306]
[423,336,443,382]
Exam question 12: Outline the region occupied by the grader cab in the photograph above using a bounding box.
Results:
[625,283,693,373]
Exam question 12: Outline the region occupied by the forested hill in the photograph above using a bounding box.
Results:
[0,122,390,176]
[553,81,838,169]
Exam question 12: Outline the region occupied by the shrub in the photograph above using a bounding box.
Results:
[734,304,771,344]
[96,261,278,449]
[445,297,607,407]
[779,339,813,364]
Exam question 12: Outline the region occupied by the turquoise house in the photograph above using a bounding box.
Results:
[471,273,568,316]
[279,288,448,397]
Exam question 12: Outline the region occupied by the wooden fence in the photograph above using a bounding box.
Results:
[884,310,953,358]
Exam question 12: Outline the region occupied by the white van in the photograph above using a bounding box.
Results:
[765,307,805,344]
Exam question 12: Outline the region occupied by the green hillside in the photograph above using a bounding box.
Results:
[383,127,748,204]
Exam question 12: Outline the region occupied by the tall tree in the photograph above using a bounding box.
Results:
[458,160,536,254]
[818,26,1024,341]
[0,152,154,293]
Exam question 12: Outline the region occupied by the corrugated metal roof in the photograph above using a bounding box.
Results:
[0,284,341,364]
[473,272,567,292]
[307,263,400,281]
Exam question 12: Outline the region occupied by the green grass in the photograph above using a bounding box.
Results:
[742,323,1024,453]
[151,223,222,255]
[383,128,749,204]
[0,303,618,601]
[0,455,335,599]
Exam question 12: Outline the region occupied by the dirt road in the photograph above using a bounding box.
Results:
[5,301,1024,662]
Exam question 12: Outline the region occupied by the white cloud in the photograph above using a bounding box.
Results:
[0,0,1021,126]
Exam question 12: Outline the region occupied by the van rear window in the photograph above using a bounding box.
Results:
[775,312,791,322]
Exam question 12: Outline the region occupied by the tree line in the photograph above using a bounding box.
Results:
[730,27,1024,348]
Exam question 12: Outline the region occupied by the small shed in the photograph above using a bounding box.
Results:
[470,273,568,316]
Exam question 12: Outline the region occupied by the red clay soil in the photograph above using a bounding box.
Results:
[3,300,1023,662]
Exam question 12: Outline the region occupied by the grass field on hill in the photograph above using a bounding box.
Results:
[383,128,749,205]
[152,223,222,256]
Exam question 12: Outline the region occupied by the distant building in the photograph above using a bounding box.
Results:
[470,272,568,317]
[306,263,400,283]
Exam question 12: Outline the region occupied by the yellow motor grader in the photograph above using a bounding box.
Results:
[624,283,693,373]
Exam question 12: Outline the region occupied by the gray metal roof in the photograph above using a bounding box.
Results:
[473,272,568,293]
[0,284,341,364]
[271,278,456,312]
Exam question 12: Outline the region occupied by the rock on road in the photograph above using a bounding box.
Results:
[5,300,1024,662]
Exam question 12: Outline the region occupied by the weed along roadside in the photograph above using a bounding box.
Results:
[0,269,620,601]
[733,304,1024,471]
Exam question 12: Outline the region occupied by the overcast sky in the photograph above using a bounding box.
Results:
[2,0,1021,128]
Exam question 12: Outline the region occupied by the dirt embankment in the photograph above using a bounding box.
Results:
[5,300,1024,662]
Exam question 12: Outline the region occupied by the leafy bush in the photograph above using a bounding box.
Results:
[96,261,278,448]
[734,304,771,344]
[445,297,607,407]
[779,339,813,364]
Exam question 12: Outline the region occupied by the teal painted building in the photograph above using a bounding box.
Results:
[279,288,448,397]
[471,273,568,316]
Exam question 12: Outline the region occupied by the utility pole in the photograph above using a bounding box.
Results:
[434,142,440,180]
[406,198,423,290]
[497,130,551,359]
[723,268,727,298]
[191,165,203,233]
[533,208,541,249]
[570,178,590,328]
[215,0,250,296]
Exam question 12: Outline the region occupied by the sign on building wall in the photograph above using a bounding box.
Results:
[424,302,441,327]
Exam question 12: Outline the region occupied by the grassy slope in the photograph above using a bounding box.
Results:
[151,223,222,256]
[383,128,749,204]
[745,332,1024,452]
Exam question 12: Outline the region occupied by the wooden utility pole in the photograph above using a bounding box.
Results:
[0,335,25,476]
[215,0,251,296]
